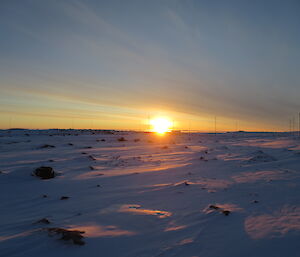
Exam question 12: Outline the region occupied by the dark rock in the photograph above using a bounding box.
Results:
[34,167,56,179]
[118,137,126,142]
[88,155,96,161]
[35,218,51,224]
[60,196,70,200]
[222,210,231,216]
[47,227,85,245]
[40,144,55,149]
[199,156,208,161]
[209,205,220,210]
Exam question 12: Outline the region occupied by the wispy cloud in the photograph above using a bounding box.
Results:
[1,0,300,130]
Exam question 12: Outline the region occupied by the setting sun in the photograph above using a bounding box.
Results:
[150,117,172,134]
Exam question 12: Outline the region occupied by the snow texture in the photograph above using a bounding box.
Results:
[0,130,300,257]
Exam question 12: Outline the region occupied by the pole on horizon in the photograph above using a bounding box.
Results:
[214,116,217,136]
[293,116,295,137]
[298,112,300,138]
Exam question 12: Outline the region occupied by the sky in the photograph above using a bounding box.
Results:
[1,0,300,131]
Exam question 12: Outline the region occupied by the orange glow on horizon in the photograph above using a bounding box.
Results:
[150,117,172,134]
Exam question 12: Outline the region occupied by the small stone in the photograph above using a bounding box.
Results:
[222,210,231,216]
[209,205,220,210]
[35,218,51,224]
[88,155,96,161]
[40,144,55,149]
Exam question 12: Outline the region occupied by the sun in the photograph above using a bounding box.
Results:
[150,117,172,134]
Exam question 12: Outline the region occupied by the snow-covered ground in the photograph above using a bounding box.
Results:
[1,130,300,257]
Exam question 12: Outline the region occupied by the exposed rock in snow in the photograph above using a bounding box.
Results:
[33,166,56,179]
[46,227,85,245]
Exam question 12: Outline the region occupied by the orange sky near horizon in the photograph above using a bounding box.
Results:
[0,109,287,132]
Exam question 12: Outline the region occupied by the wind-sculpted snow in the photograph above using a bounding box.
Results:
[100,204,172,218]
[232,170,298,183]
[245,206,300,239]
[67,224,136,237]
[0,130,300,257]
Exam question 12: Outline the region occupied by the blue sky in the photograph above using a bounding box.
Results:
[1,0,300,131]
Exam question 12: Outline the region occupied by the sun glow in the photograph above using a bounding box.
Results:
[150,117,172,134]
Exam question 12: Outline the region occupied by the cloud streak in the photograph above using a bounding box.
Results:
[1,0,300,130]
